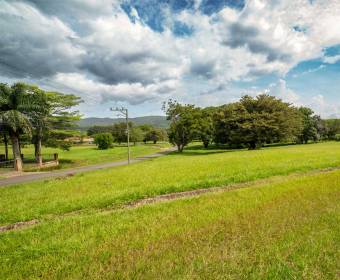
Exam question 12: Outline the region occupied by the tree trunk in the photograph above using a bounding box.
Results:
[34,138,43,167]
[203,141,209,148]
[10,133,22,171]
[3,134,8,161]
[249,141,262,150]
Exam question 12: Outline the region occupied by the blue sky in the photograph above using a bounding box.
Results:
[0,0,339,118]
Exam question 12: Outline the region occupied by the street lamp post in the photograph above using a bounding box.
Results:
[110,107,130,164]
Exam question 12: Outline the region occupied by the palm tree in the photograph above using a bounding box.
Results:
[0,83,32,171]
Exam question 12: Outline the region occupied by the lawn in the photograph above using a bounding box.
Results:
[0,168,339,279]
[1,142,340,226]
[0,142,169,170]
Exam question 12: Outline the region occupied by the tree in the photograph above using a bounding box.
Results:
[323,119,340,140]
[44,91,82,143]
[94,133,113,149]
[112,122,132,144]
[31,91,82,165]
[144,128,167,144]
[214,95,302,149]
[163,100,201,152]
[26,85,50,166]
[298,107,324,144]
[0,83,34,171]
[199,108,214,148]
[0,124,9,161]
[130,126,144,145]
[0,83,81,168]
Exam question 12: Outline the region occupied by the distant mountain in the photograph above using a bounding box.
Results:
[78,116,169,129]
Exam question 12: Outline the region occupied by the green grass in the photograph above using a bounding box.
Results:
[1,142,340,226]
[0,142,169,170]
[1,169,339,279]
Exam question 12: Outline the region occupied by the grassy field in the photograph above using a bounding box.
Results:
[0,168,339,279]
[0,143,169,170]
[0,142,339,279]
[1,142,340,226]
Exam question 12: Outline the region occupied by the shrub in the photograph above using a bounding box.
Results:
[94,133,113,149]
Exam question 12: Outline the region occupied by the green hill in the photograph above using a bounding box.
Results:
[78,116,169,129]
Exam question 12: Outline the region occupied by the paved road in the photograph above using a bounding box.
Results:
[0,148,176,188]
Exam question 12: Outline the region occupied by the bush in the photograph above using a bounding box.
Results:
[94,133,113,149]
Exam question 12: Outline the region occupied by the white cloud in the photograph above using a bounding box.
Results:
[53,72,178,105]
[0,1,84,78]
[1,0,340,109]
[323,55,340,64]
[269,79,301,105]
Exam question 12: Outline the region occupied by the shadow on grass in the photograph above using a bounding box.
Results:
[168,141,307,157]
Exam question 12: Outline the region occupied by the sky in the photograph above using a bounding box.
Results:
[0,0,340,118]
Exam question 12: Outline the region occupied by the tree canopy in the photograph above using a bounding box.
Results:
[0,82,82,170]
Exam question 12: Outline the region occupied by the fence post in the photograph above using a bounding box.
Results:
[54,153,59,165]
[54,153,58,161]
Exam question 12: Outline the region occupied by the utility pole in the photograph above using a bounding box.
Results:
[110,107,130,164]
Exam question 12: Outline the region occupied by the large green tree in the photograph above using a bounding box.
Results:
[36,91,82,163]
[163,100,201,152]
[214,95,302,149]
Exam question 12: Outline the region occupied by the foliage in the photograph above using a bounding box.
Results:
[87,125,113,136]
[112,122,128,144]
[322,119,340,139]
[42,91,82,150]
[94,133,113,149]
[163,100,201,152]
[88,123,167,145]
[297,107,325,143]
[144,128,167,144]
[0,83,36,170]
[130,126,144,144]
[0,82,82,168]
[214,95,303,149]
[199,107,214,148]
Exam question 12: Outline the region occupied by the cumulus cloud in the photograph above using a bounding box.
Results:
[78,13,185,86]
[0,0,340,108]
[0,1,83,78]
[268,79,301,105]
[53,72,178,105]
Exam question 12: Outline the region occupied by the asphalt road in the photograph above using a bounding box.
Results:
[0,148,176,188]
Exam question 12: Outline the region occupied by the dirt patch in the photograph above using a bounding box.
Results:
[0,219,39,233]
